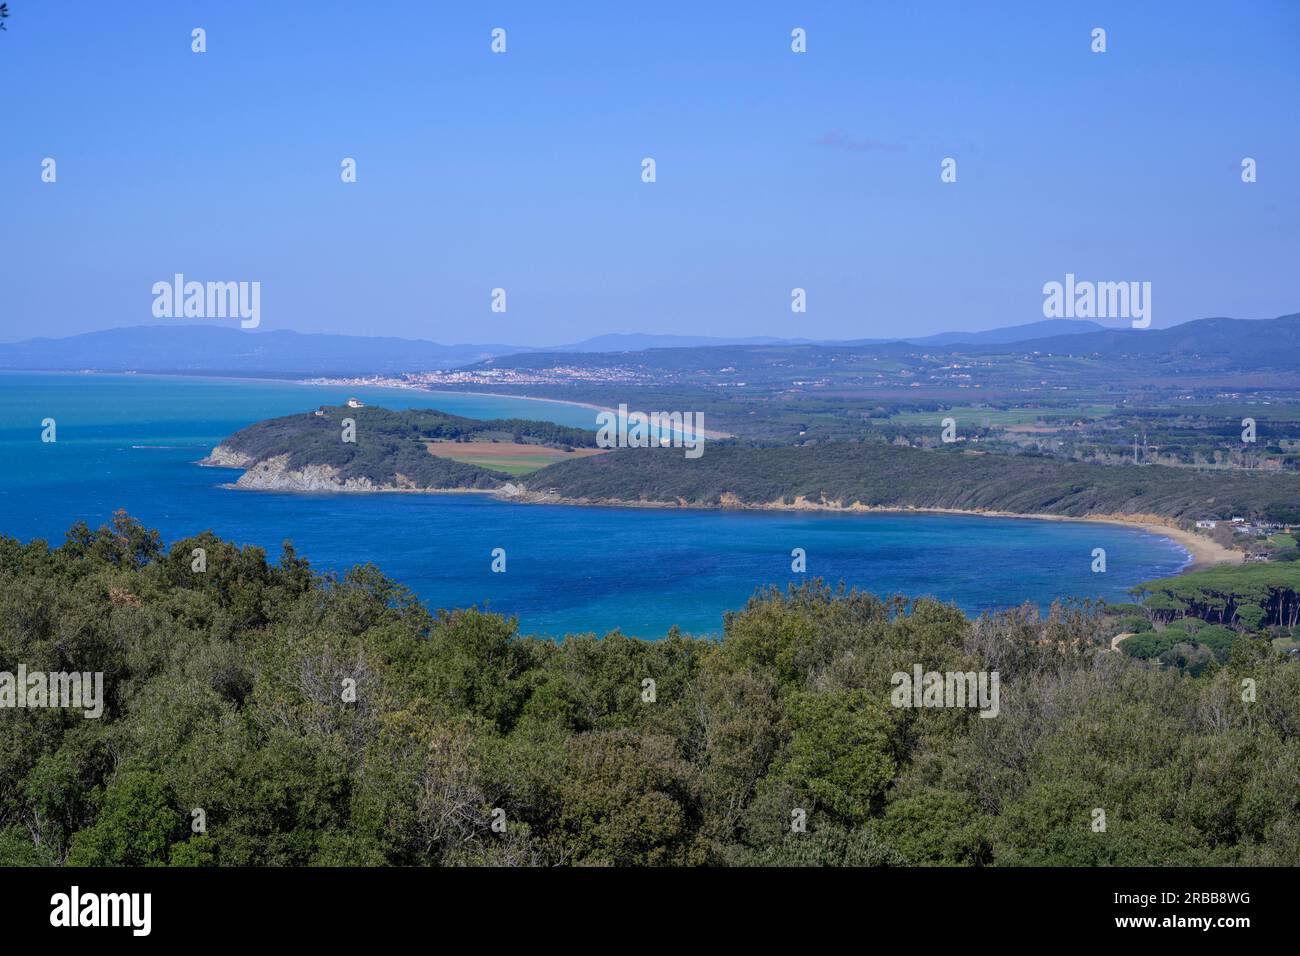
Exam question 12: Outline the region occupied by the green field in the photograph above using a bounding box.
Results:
[426,440,607,477]
[451,456,564,476]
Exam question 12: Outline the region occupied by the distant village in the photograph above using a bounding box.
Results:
[299,365,649,390]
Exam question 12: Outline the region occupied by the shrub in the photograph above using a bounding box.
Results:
[1115,615,1152,634]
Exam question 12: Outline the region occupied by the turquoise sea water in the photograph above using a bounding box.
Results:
[0,372,1189,638]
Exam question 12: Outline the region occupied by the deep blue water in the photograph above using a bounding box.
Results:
[0,372,1189,638]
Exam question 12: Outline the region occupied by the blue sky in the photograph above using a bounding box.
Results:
[2,0,1297,345]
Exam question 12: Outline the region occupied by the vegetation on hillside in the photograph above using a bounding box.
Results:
[2,513,1298,867]
[525,443,1300,523]
[1133,564,1300,630]
[211,403,1300,522]
[213,406,597,490]
[1088,565,1300,675]
[446,313,1300,444]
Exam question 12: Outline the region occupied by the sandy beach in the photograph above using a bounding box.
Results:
[845,506,1241,572]
[1074,515,1240,572]
[500,490,1240,573]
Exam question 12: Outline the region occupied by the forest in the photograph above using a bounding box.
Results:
[525,442,1300,523]
[210,405,598,490]
[1086,564,1300,675]
[1,513,1297,867]
[1133,564,1300,630]
[209,405,1300,523]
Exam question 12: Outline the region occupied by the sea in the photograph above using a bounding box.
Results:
[0,371,1189,638]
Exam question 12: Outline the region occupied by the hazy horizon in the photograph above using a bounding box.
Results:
[3,311,1297,351]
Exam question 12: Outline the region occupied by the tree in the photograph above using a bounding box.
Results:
[777,690,895,825]
[66,771,184,866]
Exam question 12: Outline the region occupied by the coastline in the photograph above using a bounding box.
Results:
[5,369,735,439]
[201,451,1235,573]
[496,490,1241,572]
[164,362,1234,575]
[295,383,735,440]
[216,481,500,496]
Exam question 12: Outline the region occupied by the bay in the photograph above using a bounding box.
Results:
[0,371,1189,638]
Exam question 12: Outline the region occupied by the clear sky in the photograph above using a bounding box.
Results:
[2,0,1297,345]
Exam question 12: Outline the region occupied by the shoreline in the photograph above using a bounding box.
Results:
[496,491,1240,572]
[900,507,1239,572]
[215,481,500,496]
[295,382,735,440]
[5,369,734,439]
[202,454,1237,573]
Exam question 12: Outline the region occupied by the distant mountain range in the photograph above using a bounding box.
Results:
[552,333,799,351]
[0,326,520,377]
[958,314,1300,367]
[0,318,1141,377]
[474,313,1300,376]
[883,318,1111,347]
[961,316,1294,364]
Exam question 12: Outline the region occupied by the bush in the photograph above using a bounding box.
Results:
[1158,642,1213,676]
[1121,632,1173,659]
[1196,625,1238,651]
[1235,604,1267,631]
[1103,602,1146,616]
[1115,615,1152,634]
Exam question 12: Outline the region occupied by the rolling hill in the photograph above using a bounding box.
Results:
[0,316,1177,377]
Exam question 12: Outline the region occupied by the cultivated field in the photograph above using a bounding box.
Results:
[424,440,606,476]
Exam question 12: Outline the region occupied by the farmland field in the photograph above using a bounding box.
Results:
[424,440,607,476]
